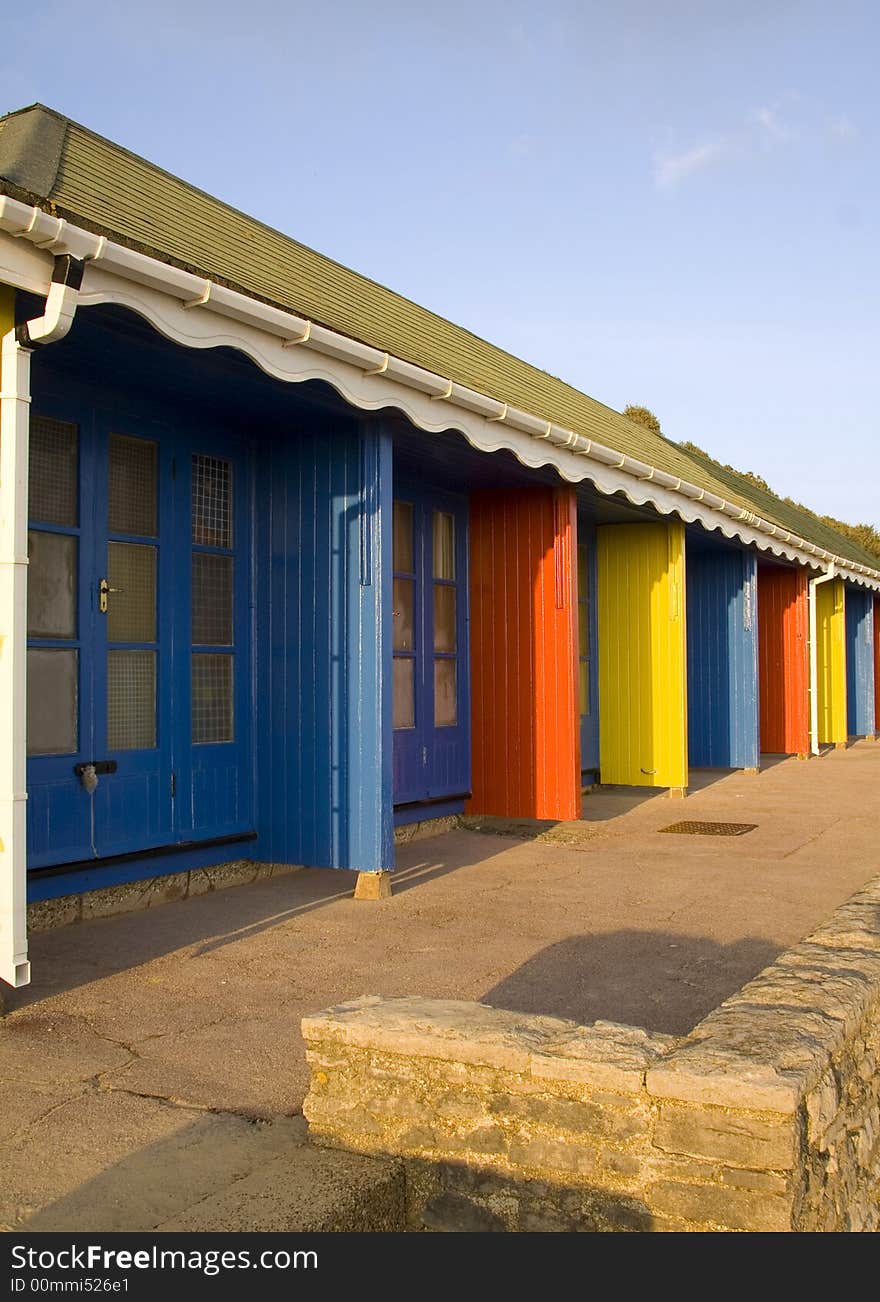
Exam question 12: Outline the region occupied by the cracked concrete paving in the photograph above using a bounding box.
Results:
[1,741,878,1230]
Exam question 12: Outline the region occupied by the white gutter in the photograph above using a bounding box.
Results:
[809,564,837,756]
[0,254,83,989]
[1,194,878,591]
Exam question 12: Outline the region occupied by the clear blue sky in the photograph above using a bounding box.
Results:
[3,1,877,524]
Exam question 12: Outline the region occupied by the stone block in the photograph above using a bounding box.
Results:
[650,1180,792,1232]
[353,870,393,900]
[654,1101,796,1170]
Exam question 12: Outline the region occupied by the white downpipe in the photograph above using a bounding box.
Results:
[0,258,82,989]
[809,565,837,757]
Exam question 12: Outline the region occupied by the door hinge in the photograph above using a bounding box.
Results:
[170,771,177,798]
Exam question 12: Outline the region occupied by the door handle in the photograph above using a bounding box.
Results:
[98,578,124,613]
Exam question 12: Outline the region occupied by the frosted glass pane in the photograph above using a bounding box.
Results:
[192,654,233,743]
[27,648,77,755]
[434,659,457,727]
[393,501,413,573]
[393,658,414,729]
[393,578,414,651]
[433,585,456,653]
[192,552,233,646]
[108,543,156,643]
[433,511,454,579]
[192,455,232,547]
[27,531,76,638]
[579,661,589,716]
[108,650,156,750]
[29,417,78,525]
[578,603,589,658]
[109,435,157,537]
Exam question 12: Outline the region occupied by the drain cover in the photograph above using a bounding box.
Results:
[660,820,757,837]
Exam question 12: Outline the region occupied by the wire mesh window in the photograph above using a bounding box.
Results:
[192,456,232,547]
[108,543,157,643]
[107,650,156,750]
[192,654,233,744]
[192,552,233,646]
[29,416,78,526]
[108,435,157,537]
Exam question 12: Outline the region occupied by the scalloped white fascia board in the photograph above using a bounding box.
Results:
[0,211,877,591]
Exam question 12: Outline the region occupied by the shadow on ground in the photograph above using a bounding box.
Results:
[11,854,477,1011]
[482,929,781,1036]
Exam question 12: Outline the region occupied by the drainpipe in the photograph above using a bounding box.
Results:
[0,255,83,990]
[809,564,837,757]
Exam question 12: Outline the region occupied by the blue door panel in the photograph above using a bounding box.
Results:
[577,516,600,774]
[252,418,393,873]
[686,544,759,769]
[392,481,470,807]
[846,588,874,737]
[26,364,252,870]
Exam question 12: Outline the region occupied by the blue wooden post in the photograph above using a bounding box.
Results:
[343,421,393,872]
[687,544,760,770]
[845,588,875,738]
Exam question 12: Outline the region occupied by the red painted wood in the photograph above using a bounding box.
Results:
[757,565,810,755]
[875,598,880,733]
[468,488,580,819]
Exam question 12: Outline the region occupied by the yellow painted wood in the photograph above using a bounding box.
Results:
[597,521,688,788]
[816,577,847,745]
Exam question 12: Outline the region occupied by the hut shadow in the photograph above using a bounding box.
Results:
[483,929,781,1037]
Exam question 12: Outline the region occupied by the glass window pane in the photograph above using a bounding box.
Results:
[393,657,414,729]
[393,500,413,573]
[393,577,415,651]
[109,435,157,537]
[27,531,77,638]
[192,455,232,547]
[578,543,588,600]
[578,603,589,659]
[108,543,156,643]
[27,648,77,755]
[192,552,233,646]
[29,417,78,526]
[434,658,457,726]
[192,653,233,743]
[579,661,589,716]
[433,584,456,652]
[433,511,455,579]
[108,650,156,750]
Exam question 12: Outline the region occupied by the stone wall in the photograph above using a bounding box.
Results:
[27,860,302,932]
[303,875,880,1232]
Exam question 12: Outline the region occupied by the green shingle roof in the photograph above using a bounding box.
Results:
[1,103,876,572]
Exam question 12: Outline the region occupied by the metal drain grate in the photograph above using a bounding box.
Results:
[660,820,757,837]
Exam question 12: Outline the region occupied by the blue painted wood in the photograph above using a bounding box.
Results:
[391,478,471,808]
[686,543,760,769]
[845,588,875,737]
[253,415,393,872]
[577,514,600,774]
[25,370,254,870]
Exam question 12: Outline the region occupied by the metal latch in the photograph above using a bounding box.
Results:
[74,760,118,777]
[98,578,123,613]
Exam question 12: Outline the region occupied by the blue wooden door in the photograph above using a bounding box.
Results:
[392,487,469,806]
[26,399,251,870]
[577,520,600,774]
